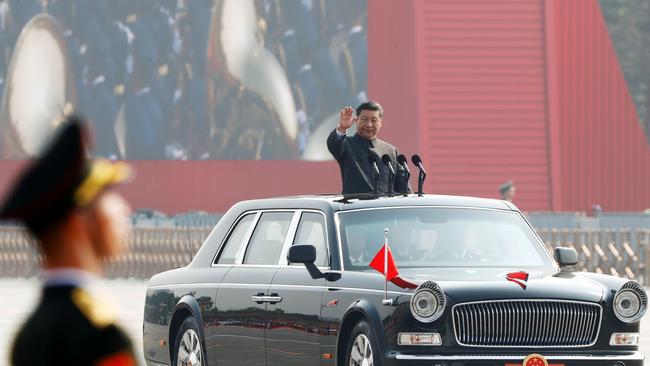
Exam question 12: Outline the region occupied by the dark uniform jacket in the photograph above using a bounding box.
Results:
[11,285,135,366]
[327,129,409,194]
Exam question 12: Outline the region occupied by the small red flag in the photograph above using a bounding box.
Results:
[369,244,398,281]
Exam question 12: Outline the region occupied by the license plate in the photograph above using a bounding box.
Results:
[504,354,565,366]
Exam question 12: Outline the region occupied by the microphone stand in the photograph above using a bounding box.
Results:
[373,169,380,195]
[382,155,395,195]
[396,155,411,195]
[411,155,427,196]
[416,168,426,196]
[369,157,380,195]
[387,163,395,195]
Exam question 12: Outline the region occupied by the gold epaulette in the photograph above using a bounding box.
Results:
[71,288,116,329]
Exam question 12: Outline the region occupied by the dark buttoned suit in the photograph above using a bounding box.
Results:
[327,129,409,194]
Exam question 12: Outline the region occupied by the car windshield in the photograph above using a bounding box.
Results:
[338,207,555,270]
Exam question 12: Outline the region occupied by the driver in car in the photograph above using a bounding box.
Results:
[431,227,487,262]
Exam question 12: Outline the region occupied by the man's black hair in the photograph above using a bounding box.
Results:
[356,100,384,118]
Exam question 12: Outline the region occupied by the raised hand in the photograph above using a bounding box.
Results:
[338,106,356,132]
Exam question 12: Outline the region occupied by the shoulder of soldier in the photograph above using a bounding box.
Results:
[69,288,136,364]
[70,287,119,329]
[11,288,133,365]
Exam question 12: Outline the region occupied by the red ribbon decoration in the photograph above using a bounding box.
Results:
[506,271,529,289]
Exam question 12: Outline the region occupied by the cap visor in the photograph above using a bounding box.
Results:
[74,160,133,206]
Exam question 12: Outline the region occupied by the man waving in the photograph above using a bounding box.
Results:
[327,101,409,194]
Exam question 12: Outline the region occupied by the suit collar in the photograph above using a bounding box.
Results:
[352,133,377,148]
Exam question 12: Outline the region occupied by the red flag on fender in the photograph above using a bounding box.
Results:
[368,245,418,289]
[369,244,398,281]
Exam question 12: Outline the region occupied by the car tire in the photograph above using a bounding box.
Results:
[344,320,380,366]
[172,316,206,366]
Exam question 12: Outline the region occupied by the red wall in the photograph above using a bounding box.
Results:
[545,0,650,211]
[413,0,552,211]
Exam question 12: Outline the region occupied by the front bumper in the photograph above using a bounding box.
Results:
[386,352,644,365]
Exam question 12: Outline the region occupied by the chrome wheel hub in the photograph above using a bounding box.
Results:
[349,333,373,366]
[177,329,202,366]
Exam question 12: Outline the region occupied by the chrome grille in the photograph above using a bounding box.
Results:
[453,300,602,347]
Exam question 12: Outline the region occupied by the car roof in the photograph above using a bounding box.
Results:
[232,193,517,213]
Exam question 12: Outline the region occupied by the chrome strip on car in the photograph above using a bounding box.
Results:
[147,282,413,296]
[394,353,645,361]
[336,205,514,214]
[334,211,345,271]
[278,210,331,267]
[452,299,603,348]
[210,210,259,266]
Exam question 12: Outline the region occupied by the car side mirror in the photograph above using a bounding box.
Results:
[554,247,578,268]
[288,245,340,282]
[287,244,316,264]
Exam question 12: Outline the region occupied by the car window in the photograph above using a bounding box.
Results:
[216,213,256,264]
[244,212,293,265]
[292,212,328,267]
[339,207,553,270]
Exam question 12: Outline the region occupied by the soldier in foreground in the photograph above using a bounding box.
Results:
[0,117,136,365]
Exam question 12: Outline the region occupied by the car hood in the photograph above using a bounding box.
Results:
[399,267,605,303]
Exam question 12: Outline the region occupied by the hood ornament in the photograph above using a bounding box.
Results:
[506,271,529,289]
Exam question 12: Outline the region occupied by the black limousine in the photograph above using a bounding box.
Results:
[143,194,646,366]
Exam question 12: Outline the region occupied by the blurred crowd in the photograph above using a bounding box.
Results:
[0,0,367,159]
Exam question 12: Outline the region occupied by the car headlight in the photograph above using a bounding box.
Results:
[410,281,445,323]
[613,281,647,323]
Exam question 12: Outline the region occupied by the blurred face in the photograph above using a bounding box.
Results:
[505,186,516,200]
[87,191,132,258]
[356,110,382,140]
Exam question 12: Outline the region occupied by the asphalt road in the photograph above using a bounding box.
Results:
[1,279,649,365]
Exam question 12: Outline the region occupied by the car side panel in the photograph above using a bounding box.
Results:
[266,267,325,365]
[319,270,413,365]
[213,266,278,366]
[143,267,229,365]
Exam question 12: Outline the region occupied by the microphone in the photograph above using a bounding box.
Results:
[381,154,395,175]
[397,154,410,175]
[381,154,395,195]
[368,155,380,175]
[396,154,411,194]
[411,154,427,196]
[368,155,380,194]
[411,154,427,174]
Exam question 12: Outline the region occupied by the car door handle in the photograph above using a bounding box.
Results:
[250,295,282,304]
[251,292,266,304]
[266,293,282,304]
